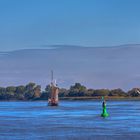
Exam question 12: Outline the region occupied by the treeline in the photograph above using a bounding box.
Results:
[0,83,41,100]
[0,82,140,100]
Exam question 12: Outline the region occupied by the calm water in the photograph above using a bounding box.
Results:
[0,101,140,140]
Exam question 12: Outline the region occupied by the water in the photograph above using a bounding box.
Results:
[0,101,140,140]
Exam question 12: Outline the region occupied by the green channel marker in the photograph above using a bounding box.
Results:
[101,96,109,117]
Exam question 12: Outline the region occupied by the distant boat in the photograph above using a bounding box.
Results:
[48,70,59,106]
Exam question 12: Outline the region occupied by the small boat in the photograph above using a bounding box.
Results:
[48,70,59,106]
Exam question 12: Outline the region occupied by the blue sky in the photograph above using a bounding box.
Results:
[0,0,140,51]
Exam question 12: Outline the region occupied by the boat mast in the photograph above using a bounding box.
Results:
[51,70,53,83]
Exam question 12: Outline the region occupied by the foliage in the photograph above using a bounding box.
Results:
[93,89,110,96]
[0,82,139,100]
[127,88,140,97]
[109,89,127,96]
[68,83,87,97]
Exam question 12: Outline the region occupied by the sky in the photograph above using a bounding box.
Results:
[0,0,140,51]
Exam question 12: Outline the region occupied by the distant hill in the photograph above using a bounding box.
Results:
[0,44,140,90]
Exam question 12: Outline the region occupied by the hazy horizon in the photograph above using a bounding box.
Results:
[0,44,140,91]
[0,43,140,52]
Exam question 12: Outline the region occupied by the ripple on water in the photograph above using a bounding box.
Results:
[0,101,140,140]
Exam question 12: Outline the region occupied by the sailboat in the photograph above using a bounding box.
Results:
[48,71,59,106]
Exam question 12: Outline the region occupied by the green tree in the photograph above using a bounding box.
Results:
[92,89,110,96]
[68,83,87,97]
[0,87,6,100]
[40,85,51,99]
[24,82,36,100]
[6,86,16,93]
[15,86,26,100]
[59,88,68,97]
[85,89,94,96]
[127,88,140,97]
[109,88,126,96]
[0,87,6,94]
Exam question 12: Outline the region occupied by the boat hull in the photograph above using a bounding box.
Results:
[48,102,58,106]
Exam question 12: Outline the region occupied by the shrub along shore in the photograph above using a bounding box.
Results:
[0,82,140,101]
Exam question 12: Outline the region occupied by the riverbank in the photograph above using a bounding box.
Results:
[1,96,140,101]
[59,96,140,101]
